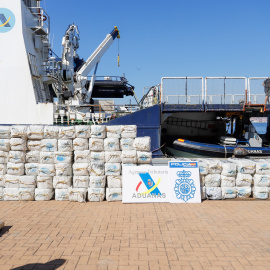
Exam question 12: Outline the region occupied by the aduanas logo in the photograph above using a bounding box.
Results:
[133,172,166,198]
[0,8,15,33]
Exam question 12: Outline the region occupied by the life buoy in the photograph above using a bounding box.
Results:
[38,13,47,21]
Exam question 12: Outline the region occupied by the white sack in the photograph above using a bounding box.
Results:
[53,176,72,189]
[73,163,89,176]
[133,137,151,151]
[54,152,72,163]
[69,187,87,202]
[0,139,10,151]
[89,162,105,176]
[137,151,152,164]
[26,151,40,163]
[201,186,206,200]
[107,175,122,188]
[58,139,73,152]
[41,139,58,152]
[253,174,270,187]
[55,188,69,201]
[27,125,44,140]
[89,138,104,151]
[0,151,8,164]
[40,152,54,164]
[236,173,252,187]
[0,175,4,187]
[0,163,6,175]
[89,176,106,188]
[4,175,20,188]
[105,163,121,176]
[255,160,270,175]
[236,186,251,198]
[0,126,11,139]
[18,188,35,201]
[0,187,3,200]
[121,125,137,138]
[74,150,91,163]
[90,125,106,139]
[35,188,54,201]
[25,163,39,176]
[7,163,24,175]
[253,186,269,199]
[205,159,222,174]
[44,126,59,139]
[4,188,19,201]
[221,161,237,176]
[37,176,53,189]
[200,175,205,186]
[8,151,25,163]
[197,160,209,176]
[106,125,121,138]
[205,187,222,200]
[38,164,55,176]
[19,176,36,188]
[59,126,76,139]
[221,175,236,187]
[10,138,27,151]
[104,138,120,151]
[222,187,237,199]
[73,176,89,188]
[105,151,121,163]
[106,187,122,201]
[11,125,27,138]
[75,126,90,138]
[229,158,256,174]
[90,151,105,163]
[204,174,221,187]
[73,138,88,151]
[87,188,105,202]
[121,150,137,164]
[120,138,134,151]
[55,163,72,176]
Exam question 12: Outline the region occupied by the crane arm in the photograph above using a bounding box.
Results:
[76,26,120,82]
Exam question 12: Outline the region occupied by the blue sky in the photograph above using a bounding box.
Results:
[44,0,270,101]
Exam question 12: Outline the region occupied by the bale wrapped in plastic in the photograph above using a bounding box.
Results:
[7,163,24,175]
[105,163,121,176]
[120,138,135,151]
[59,126,76,139]
[53,176,72,189]
[8,151,25,163]
[73,138,89,151]
[253,186,269,199]
[26,151,40,163]
[106,125,121,138]
[73,175,89,188]
[41,139,58,152]
[89,176,106,188]
[222,187,237,199]
[75,126,90,138]
[253,174,270,187]
[137,151,152,164]
[236,186,251,198]
[18,188,35,201]
[44,126,59,139]
[121,150,137,164]
[89,138,104,151]
[4,175,20,188]
[74,150,91,163]
[55,163,72,176]
[0,126,11,139]
[221,175,236,187]
[58,139,73,152]
[229,158,256,174]
[68,187,87,202]
[10,138,27,151]
[201,186,206,200]
[221,161,237,176]
[236,173,252,187]
[255,159,270,175]
[25,163,39,176]
[104,138,120,151]
[90,162,105,176]
[205,159,222,174]
[19,176,36,188]
[197,160,209,176]
[90,151,105,163]
[35,188,54,201]
[38,164,55,177]
[0,139,10,152]
[37,176,53,189]
[0,151,8,164]
[106,187,122,201]
[200,175,205,186]
[55,189,69,201]
[204,174,221,187]
[90,125,106,139]
[3,188,19,201]
[27,125,44,140]
[121,125,137,138]
[87,187,105,202]
[205,187,222,200]
[73,163,89,176]
[40,152,54,164]
[105,151,121,163]
[133,137,151,151]
[0,187,3,200]
[107,175,122,188]
[11,125,27,138]
[0,175,4,187]
[54,152,72,163]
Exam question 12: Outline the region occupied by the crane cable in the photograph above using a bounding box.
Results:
[118,38,120,67]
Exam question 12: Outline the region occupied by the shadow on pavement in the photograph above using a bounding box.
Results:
[10,259,66,270]
[0,226,12,237]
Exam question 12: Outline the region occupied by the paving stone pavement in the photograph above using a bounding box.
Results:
[0,201,270,270]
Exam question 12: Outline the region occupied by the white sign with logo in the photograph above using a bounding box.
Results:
[169,161,201,203]
[122,166,169,203]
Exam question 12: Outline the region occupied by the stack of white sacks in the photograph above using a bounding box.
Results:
[0,124,152,202]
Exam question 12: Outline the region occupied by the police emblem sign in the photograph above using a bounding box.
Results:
[169,161,201,203]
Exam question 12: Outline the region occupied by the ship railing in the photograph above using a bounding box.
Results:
[206,94,246,105]
[27,7,50,35]
[248,77,270,104]
[163,95,203,104]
